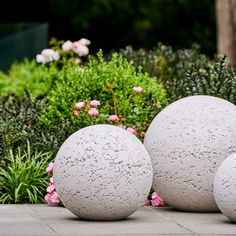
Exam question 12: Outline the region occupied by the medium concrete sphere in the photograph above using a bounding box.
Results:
[144,95,236,212]
[53,124,153,220]
[214,153,236,222]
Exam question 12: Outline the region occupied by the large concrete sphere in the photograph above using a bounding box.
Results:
[53,124,153,220]
[144,95,236,212]
[214,153,236,222]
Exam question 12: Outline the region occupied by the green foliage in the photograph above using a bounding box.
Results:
[0,142,52,203]
[41,51,167,132]
[121,44,236,104]
[185,56,236,104]
[0,91,76,158]
[0,59,57,97]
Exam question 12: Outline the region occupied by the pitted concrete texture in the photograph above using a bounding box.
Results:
[144,95,236,212]
[214,153,236,223]
[0,205,236,236]
[54,125,153,220]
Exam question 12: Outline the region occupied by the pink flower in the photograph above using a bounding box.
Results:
[73,110,79,116]
[88,108,99,116]
[72,42,89,57]
[50,177,54,184]
[47,184,55,193]
[44,191,60,206]
[78,38,91,46]
[144,199,150,206]
[133,87,142,93]
[50,191,60,205]
[90,100,100,107]
[46,162,54,173]
[127,126,137,135]
[151,192,167,207]
[151,192,158,199]
[109,115,119,122]
[75,102,85,110]
[62,40,73,51]
[140,132,145,137]
[44,193,51,203]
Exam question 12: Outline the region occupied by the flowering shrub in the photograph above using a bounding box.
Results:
[0,38,91,98]
[72,99,147,138]
[40,51,168,135]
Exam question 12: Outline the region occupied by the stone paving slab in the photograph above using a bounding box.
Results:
[0,204,235,236]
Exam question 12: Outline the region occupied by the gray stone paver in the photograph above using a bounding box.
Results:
[0,205,235,236]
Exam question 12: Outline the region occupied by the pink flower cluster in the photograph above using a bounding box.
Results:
[73,100,146,138]
[144,192,167,207]
[108,114,119,122]
[44,162,60,206]
[73,100,100,117]
[62,38,91,57]
[36,49,60,64]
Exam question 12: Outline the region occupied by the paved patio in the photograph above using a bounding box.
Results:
[0,204,235,236]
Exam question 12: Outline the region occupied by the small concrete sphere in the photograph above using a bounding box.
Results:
[144,95,236,212]
[53,124,153,220]
[214,153,236,223]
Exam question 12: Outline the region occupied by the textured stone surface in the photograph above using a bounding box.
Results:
[144,95,236,212]
[53,124,153,220]
[214,153,236,223]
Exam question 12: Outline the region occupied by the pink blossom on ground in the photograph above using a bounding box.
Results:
[144,199,151,206]
[75,102,85,110]
[46,162,54,173]
[109,115,119,122]
[47,184,55,193]
[88,108,99,116]
[90,100,100,107]
[73,110,79,116]
[133,87,142,93]
[140,132,145,137]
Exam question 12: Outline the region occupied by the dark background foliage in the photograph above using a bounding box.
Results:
[0,0,216,55]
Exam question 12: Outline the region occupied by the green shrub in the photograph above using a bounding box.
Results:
[0,143,52,203]
[0,91,77,159]
[0,59,57,97]
[121,44,212,102]
[121,45,236,104]
[185,56,236,104]
[40,51,168,133]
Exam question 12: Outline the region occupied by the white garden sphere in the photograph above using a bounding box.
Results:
[144,95,236,212]
[214,153,236,222]
[53,124,153,220]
